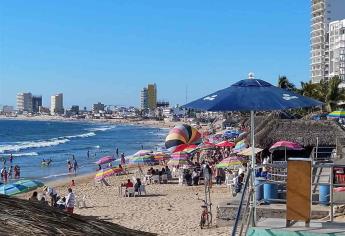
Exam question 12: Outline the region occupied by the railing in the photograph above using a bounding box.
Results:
[231,169,252,236]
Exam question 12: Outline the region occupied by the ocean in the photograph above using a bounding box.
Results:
[0,119,169,182]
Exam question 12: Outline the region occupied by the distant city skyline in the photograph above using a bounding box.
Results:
[1,1,311,108]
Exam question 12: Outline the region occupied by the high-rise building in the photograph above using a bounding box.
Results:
[140,87,148,110]
[329,19,345,80]
[92,102,105,114]
[32,95,42,113]
[16,92,32,113]
[311,0,345,83]
[51,93,64,115]
[147,83,157,110]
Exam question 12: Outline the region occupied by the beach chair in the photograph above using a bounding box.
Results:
[76,195,86,208]
[152,175,160,184]
[126,187,135,197]
[178,174,185,186]
[161,174,168,184]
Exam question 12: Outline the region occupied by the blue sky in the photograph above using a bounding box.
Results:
[0,0,310,108]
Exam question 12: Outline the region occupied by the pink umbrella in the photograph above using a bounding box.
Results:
[95,156,115,165]
[216,141,235,148]
[269,141,304,162]
[269,141,303,152]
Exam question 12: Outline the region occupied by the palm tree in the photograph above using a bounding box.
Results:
[278,76,295,91]
[325,76,345,111]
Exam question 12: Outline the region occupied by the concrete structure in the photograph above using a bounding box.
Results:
[2,105,14,113]
[50,93,64,115]
[329,19,345,80]
[16,92,32,113]
[140,87,148,110]
[92,102,105,114]
[32,96,42,113]
[311,0,345,83]
[147,84,157,110]
[39,106,50,114]
[70,105,80,114]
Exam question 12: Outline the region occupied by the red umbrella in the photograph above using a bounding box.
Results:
[216,141,235,147]
[173,144,198,153]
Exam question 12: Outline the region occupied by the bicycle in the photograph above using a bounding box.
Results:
[199,198,212,229]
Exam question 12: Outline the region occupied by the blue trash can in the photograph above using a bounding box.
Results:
[319,184,330,205]
[264,183,278,203]
[255,178,265,201]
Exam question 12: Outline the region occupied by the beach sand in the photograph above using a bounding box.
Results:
[19,172,230,236]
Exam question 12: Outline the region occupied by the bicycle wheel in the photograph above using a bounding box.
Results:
[200,215,205,229]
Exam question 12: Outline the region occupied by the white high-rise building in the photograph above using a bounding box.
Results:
[16,92,32,113]
[140,88,148,110]
[311,0,345,83]
[51,93,64,115]
[329,19,345,81]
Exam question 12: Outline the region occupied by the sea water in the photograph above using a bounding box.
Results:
[0,119,168,182]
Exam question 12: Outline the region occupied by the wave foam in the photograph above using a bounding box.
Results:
[2,152,39,157]
[0,131,97,153]
[87,126,116,132]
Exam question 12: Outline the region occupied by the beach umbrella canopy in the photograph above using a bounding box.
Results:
[96,156,115,165]
[128,154,157,165]
[216,140,235,147]
[0,179,44,196]
[183,75,322,223]
[173,144,198,153]
[327,110,345,119]
[133,150,153,156]
[216,156,245,169]
[269,141,304,152]
[153,152,171,161]
[167,152,192,166]
[233,140,248,152]
[95,167,122,181]
[238,147,263,156]
[165,124,202,152]
[197,142,216,150]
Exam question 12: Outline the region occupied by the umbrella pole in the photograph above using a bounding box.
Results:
[250,110,256,226]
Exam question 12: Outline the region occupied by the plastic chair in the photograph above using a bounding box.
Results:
[152,175,160,184]
[161,174,168,184]
[126,187,135,197]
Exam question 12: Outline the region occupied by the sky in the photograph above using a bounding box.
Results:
[0,0,310,108]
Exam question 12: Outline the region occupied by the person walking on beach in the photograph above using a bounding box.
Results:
[65,188,76,214]
[14,165,20,179]
[120,153,126,165]
[67,160,73,173]
[73,159,78,176]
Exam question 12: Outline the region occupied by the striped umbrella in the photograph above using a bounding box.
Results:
[95,167,122,181]
[167,152,192,166]
[133,150,153,156]
[96,156,115,165]
[153,152,171,161]
[0,179,44,196]
[327,110,345,119]
[216,140,235,147]
[128,154,157,165]
[233,140,248,152]
[197,142,216,150]
[216,156,244,169]
[173,144,198,153]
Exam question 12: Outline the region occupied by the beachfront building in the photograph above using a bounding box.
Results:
[1,105,14,114]
[92,102,105,114]
[140,87,148,110]
[147,84,157,110]
[329,19,345,81]
[32,95,42,114]
[16,92,33,113]
[311,0,345,83]
[50,93,64,115]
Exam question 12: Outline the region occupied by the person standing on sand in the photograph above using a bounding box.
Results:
[120,153,125,165]
[65,188,75,214]
[73,159,78,176]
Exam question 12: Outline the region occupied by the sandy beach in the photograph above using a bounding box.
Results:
[18,171,230,236]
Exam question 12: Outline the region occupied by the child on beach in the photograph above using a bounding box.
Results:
[65,188,76,214]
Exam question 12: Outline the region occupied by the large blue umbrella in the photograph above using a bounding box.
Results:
[183,75,323,224]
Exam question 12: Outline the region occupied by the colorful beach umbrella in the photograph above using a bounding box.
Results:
[238,147,263,156]
[197,142,216,150]
[0,179,44,196]
[327,110,345,119]
[167,152,192,167]
[216,156,244,169]
[133,150,153,156]
[95,167,122,181]
[96,156,115,165]
[165,124,202,152]
[128,154,157,165]
[173,144,198,153]
[233,140,248,152]
[153,152,171,161]
[216,140,235,147]
[269,141,304,152]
